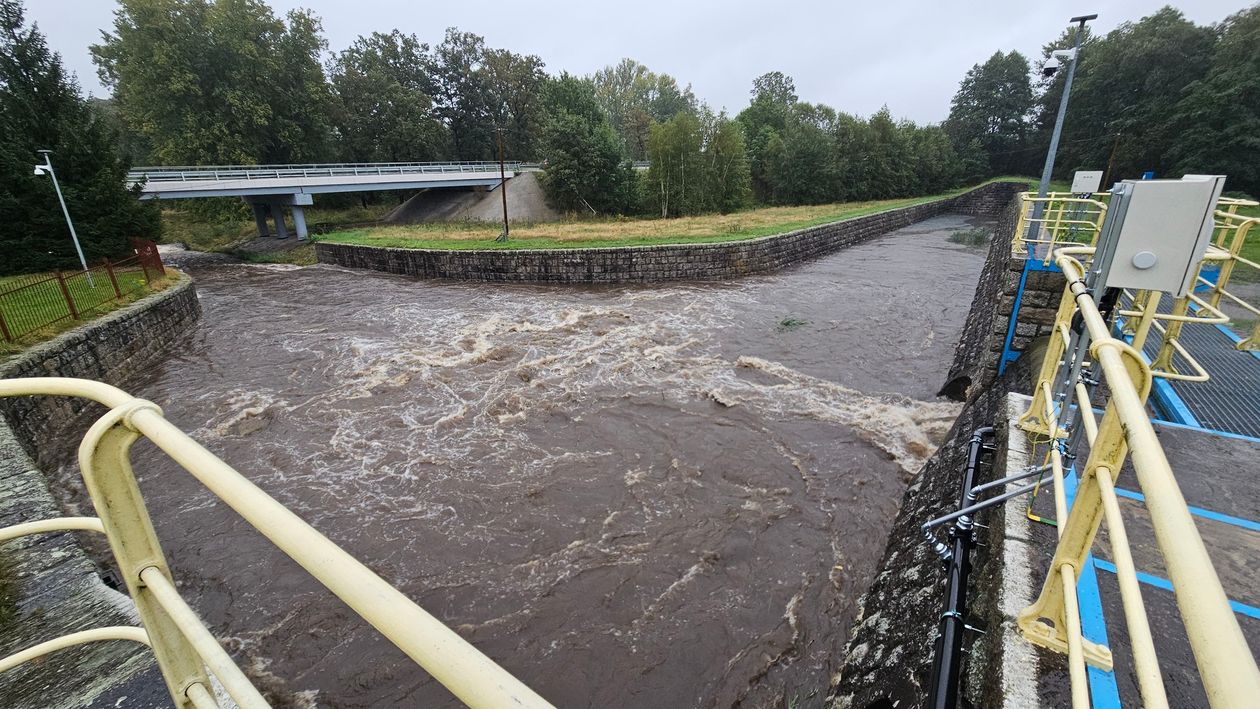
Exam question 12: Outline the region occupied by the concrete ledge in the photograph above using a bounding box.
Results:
[316,182,1027,283]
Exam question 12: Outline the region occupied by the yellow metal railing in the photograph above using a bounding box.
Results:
[0,377,554,709]
[1117,202,1260,379]
[1016,248,1260,707]
[1013,192,1109,264]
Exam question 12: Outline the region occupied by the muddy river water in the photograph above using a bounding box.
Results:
[54,214,990,708]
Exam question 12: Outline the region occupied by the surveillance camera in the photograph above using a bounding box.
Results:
[1042,56,1061,77]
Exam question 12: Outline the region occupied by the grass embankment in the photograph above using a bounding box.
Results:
[316,178,1037,251]
[0,271,177,356]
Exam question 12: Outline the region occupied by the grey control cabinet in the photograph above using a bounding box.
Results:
[1096,176,1225,298]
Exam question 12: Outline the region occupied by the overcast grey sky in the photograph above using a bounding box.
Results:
[28,0,1252,124]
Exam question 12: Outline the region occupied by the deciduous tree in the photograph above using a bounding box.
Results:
[329,30,447,162]
[92,0,334,165]
[539,73,633,214]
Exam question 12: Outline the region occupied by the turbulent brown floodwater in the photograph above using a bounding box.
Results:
[52,214,990,708]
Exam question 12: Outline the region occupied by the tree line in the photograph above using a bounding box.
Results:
[3,0,1259,274]
[946,5,1260,197]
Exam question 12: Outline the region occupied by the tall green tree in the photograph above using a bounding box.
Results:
[702,112,751,213]
[646,112,704,216]
[737,71,798,201]
[482,47,546,160]
[1169,6,1260,196]
[944,50,1035,176]
[1033,8,1214,181]
[538,73,632,214]
[329,31,447,162]
[647,108,751,216]
[762,103,837,205]
[592,59,697,160]
[0,0,158,275]
[91,0,333,165]
[432,28,493,160]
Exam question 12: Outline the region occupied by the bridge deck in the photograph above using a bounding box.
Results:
[135,170,510,200]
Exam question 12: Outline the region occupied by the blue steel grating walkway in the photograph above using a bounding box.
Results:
[1139,312,1260,439]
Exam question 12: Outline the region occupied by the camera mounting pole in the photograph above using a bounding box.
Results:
[1028,14,1098,236]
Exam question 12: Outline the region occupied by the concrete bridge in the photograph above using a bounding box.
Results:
[128,162,519,239]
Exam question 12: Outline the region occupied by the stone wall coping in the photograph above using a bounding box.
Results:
[0,270,194,376]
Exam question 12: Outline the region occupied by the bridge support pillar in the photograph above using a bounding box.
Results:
[270,203,289,239]
[251,203,271,237]
[292,205,308,240]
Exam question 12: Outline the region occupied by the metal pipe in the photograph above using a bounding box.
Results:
[922,479,1049,532]
[966,463,1052,499]
[0,516,105,543]
[0,377,555,709]
[139,567,269,709]
[1055,255,1260,701]
[927,427,994,709]
[0,627,150,674]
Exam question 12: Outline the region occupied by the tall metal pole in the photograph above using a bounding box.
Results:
[38,150,93,286]
[495,128,509,243]
[1034,15,1096,203]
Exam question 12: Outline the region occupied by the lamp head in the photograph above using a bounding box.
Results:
[33,165,47,176]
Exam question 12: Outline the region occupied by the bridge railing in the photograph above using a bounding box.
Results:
[1015,246,1260,707]
[128,161,521,184]
[0,377,554,709]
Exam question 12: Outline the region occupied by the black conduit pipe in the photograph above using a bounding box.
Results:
[926,426,995,709]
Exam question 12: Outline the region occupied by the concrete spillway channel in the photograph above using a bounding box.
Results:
[2,193,1019,707]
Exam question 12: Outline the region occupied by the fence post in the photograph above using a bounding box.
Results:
[103,258,122,298]
[55,271,79,320]
[134,242,152,284]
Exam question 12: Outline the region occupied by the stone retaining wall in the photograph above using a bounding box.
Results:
[831,342,1035,709]
[832,196,1065,707]
[317,182,1027,283]
[0,273,201,457]
[942,199,1066,399]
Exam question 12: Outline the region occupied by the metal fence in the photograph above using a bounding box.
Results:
[0,239,165,343]
[0,377,554,709]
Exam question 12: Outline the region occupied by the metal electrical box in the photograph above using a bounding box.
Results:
[1097,175,1224,297]
[1071,170,1103,194]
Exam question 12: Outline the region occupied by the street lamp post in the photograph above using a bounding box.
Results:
[1035,15,1097,195]
[33,149,93,285]
[1029,14,1097,237]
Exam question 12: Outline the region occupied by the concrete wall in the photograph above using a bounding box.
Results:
[316,182,1028,283]
[0,274,201,708]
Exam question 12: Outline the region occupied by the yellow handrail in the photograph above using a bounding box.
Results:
[0,376,554,709]
[1016,250,1260,707]
[1012,192,1108,264]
